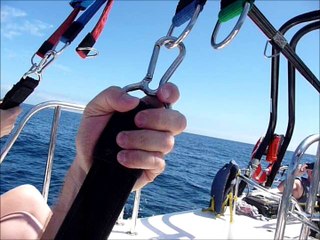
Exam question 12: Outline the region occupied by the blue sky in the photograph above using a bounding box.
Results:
[1,1,319,154]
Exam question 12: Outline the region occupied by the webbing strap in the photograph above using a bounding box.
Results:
[172,0,207,27]
[61,0,108,44]
[0,77,39,110]
[36,0,94,58]
[70,0,94,10]
[76,0,114,58]
[36,8,81,58]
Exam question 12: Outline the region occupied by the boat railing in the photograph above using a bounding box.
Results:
[235,134,320,239]
[0,101,143,233]
[0,101,85,202]
[274,134,320,240]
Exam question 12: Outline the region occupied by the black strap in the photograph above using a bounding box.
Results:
[0,77,39,110]
[266,21,320,187]
[175,0,206,13]
[220,0,237,10]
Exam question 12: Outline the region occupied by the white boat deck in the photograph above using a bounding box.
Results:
[109,208,306,239]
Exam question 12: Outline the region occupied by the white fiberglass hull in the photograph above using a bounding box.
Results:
[109,208,306,239]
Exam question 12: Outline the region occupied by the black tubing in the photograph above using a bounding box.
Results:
[238,10,320,195]
[265,21,320,187]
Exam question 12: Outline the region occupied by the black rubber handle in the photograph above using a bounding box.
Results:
[55,100,158,240]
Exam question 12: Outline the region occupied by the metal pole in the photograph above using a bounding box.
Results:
[300,140,320,239]
[42,106,61,202]
[274,134,319,240]
[129,189,141,235]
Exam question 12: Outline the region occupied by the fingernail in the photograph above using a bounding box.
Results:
[135,112,146,127]
[121,93,136,104]
[117,151,127,164]
[160,86,170,100]
[117,132,128,147]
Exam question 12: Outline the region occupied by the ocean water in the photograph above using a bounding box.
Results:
[0,104,316,218]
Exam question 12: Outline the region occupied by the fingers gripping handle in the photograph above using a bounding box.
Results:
[55,100,157,240]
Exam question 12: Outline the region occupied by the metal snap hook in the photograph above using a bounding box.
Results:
[124,36,186,96]
[211,1,251,50]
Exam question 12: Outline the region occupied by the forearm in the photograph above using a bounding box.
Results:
[41,158,86,239]
[277,180,285,192]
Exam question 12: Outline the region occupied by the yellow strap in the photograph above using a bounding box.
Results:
[202,197,215,213]
[229,192,234,223]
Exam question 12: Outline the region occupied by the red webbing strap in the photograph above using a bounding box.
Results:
[76,0,114,58]
[266,134,283,164]
[36,7,81,58]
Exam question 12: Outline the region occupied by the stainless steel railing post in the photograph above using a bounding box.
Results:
[299,140,320,239]
[0,101,84,200]
[274,134,319,240]
[42,106,62,202]
[128,189,141,235]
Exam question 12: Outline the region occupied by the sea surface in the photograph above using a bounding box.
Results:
[0,104,316,219]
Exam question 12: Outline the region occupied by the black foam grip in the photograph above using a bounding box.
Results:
[55,100,158,240]
[0,76,39,110]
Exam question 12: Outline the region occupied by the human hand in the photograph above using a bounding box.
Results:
[75,83,186,190]
[294,164,307,177]
[0,107,22,138]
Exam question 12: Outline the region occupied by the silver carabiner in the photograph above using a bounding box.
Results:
[166,3,202,49]
[211,1,251,49]
[24,50,58,81]
[124,36,186,96]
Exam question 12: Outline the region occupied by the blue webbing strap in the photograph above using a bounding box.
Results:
[36,0,94,57]
[172,0,207,27]
[70,0,94,10]
[61,0,108,44]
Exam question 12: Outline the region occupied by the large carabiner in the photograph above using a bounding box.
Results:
[124,36,186,96]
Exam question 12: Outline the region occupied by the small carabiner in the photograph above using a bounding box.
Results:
[211,1,251,50]
[166,3,202,49]
[124,36,186,96]
[24,50,58,81]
